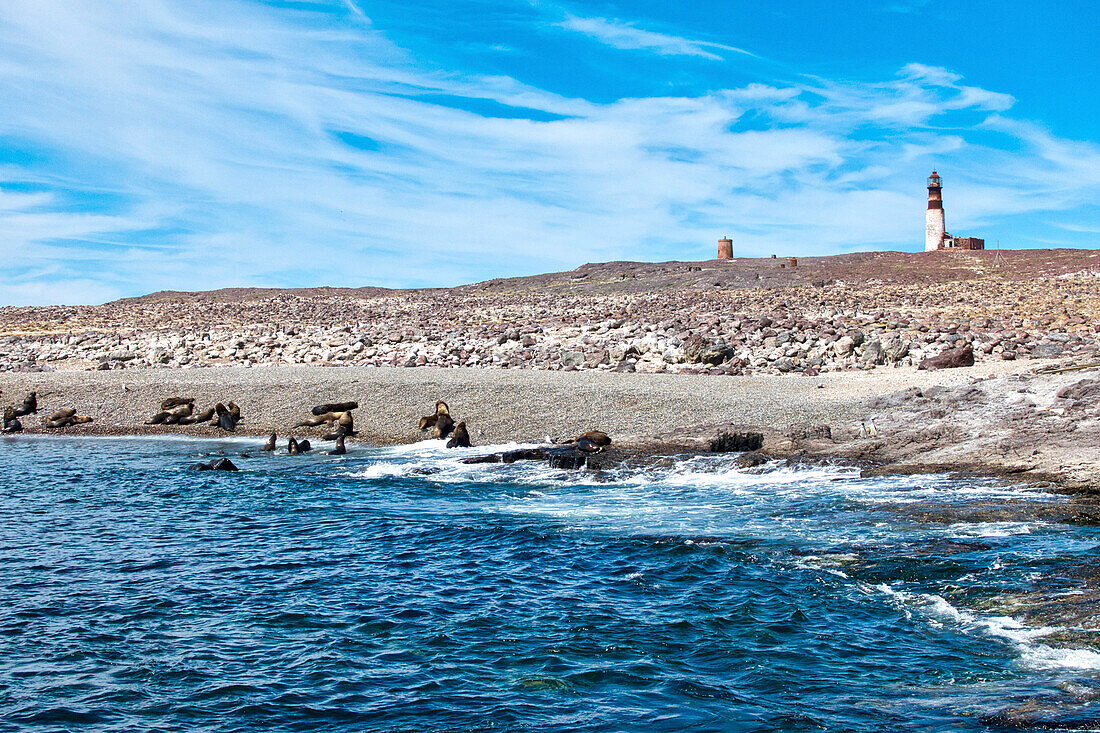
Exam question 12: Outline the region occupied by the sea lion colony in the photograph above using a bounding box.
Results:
[1,387,612,469]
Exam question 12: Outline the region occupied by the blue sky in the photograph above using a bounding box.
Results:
[1,0,1097,305]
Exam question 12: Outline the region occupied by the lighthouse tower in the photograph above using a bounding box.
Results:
[925,171,945,251]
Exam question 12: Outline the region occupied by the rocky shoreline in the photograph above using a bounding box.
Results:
[2,358,1097,491]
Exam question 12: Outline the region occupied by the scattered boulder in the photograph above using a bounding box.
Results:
[917,344,974,371]
[189,458,239,471]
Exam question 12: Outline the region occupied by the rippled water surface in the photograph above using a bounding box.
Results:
[3,435,1100,731]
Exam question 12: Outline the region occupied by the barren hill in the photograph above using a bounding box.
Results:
[2,248,1098,377]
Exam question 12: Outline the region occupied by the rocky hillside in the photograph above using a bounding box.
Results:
[2,249,1098,376]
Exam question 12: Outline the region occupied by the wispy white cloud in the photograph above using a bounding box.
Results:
[556,13,755,60]
[0,0,1095,305]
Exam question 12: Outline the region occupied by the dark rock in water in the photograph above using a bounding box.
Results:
[735,451,769,468]
[917,344,974,371]
[708,431,764,452]
[548,450,588,469]
[462,445,589,469]
[1057,378,1100,402]
[188,458,239,471]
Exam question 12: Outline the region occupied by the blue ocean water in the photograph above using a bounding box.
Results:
[2,435,1099,732]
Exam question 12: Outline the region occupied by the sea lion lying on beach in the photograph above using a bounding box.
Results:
[146,402,194,425]
[296,409,354,431]
[177,407,216,425]
[328,434,347,455]
[161,397,194,410]
[418,401,455,440]
[311,401,358,416]
[2,407,22,433]
[446,421,471,448]
[12,392,37,418]
[44,410,94,429]
[553,430,611,447]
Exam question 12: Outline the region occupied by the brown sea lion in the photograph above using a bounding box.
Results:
[446,421,471,449]
[311,402,358,416]
[13,392,37,417]
[322,423,358,441]
[418,401,455,439]
[288,436,300,455]
[44,414,93,429]
[554,430,612,447]
[162,403,194,425]
[227,402,241,423]
[47,408,76,422]
[2,406,22,433]
[177,407,216,425]
[328,434,346,455]
[264,432,276,451]
[297,439,312,453]
[161,397,194,410]
[297,410,354,430]
[214,403,237,432]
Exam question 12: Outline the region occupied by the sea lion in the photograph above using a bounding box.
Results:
[214,403,237,432]
[296,410,354,430]
[161,397,194,410]
[575,439,602,453]
[311,402,358,416]
[322,424,357,441]
[44,414,93,429]
[264,432,276,451]
[177,407,215,425]
[47,408,76,422]
[12,392,37,418]
[418,401,455,439]
[158,403,194,425]
[446,421,471,448]
[328,434,346,455]
[288,436,300,455]
[554,430,612,447]
[297,439,312,453]
[2,407,22,433]
[227,402,241,422]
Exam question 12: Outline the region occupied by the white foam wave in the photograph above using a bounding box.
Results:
[870,583,1100,671]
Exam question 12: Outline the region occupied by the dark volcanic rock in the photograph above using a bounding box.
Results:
[917,344,974,371]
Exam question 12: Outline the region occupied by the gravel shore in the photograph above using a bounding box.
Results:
[0,360,1043,445]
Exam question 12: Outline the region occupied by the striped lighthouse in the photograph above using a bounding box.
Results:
[925,171,945,251]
